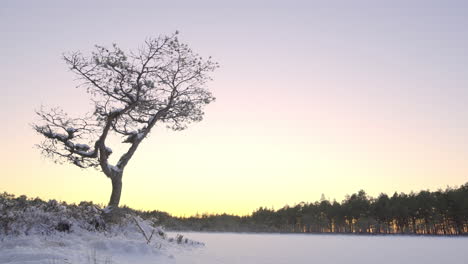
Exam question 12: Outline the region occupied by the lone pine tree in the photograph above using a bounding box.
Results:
[33,32,217,209]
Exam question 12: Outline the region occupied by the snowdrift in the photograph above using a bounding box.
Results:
[0,193,200,264]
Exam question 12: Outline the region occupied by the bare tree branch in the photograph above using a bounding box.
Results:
[33,32,218,208]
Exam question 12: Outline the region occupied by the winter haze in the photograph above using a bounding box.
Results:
[1,0,468,217]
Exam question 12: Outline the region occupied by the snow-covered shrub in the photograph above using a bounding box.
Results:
[0,193,105,236]
[176,234,184,244]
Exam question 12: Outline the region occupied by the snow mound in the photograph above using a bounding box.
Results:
[0,193,203,264]
[0,229,180,264]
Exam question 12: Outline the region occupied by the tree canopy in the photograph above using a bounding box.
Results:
[33,32,218,208]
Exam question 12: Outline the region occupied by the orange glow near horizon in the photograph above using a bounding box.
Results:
[2,2,468,217]
[2,84,468,217]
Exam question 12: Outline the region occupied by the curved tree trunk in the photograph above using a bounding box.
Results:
[109,174,123,208]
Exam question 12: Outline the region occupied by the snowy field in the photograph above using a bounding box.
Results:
[0,223,199,264]
[171,232,468,264]
[1,231,467,264]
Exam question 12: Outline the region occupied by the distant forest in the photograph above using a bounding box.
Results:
[145,183,468,235]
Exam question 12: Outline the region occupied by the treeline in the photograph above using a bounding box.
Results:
[2,183,467,235]
[145,183,468,235]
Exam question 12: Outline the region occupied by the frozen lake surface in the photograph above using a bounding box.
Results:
[170,232,468,264]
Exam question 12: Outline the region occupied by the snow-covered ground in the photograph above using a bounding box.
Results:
[2,231,468,264]
[0,195,200,264]
[171,232,468,264]
[0,227,200,264]
[1,231,165,264]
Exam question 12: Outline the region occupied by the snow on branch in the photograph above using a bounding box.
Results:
[33,107,102,169]
[35,32,218,181]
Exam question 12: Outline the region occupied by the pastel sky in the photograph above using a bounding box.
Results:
[1,0,467,216]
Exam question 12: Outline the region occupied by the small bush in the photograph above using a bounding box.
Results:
[176,234,183,244]
[56,221,71,233]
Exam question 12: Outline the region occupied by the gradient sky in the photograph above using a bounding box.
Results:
[1,0,468,216]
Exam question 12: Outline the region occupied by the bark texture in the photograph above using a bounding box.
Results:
[109,175,123,208]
